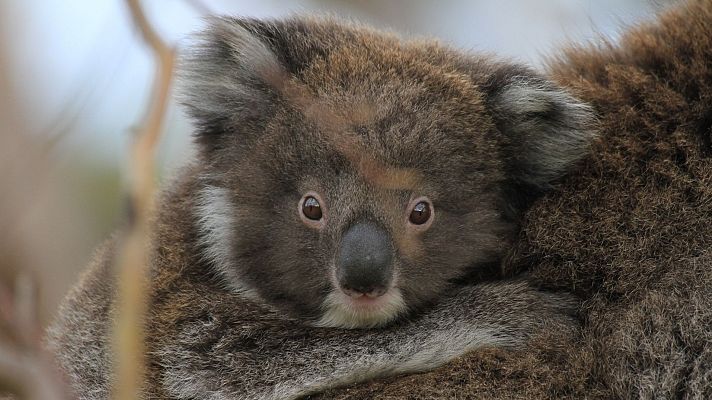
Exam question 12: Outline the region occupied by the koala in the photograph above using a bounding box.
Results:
[46,15,596,400]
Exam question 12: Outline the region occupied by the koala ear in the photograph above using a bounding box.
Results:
[485,67,597,193]
[178,17,288,149]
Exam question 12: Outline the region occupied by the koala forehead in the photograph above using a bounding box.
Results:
[252,56,500,195]
[300,42,488,116]
[304,48,494,153]
[230,102,502,212]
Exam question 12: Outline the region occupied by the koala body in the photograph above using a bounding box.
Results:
[47,15,595,399]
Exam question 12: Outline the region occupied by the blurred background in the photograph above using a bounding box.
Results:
[0,0,675,328]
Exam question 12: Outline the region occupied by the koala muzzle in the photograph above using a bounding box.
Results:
[336,222,394,297]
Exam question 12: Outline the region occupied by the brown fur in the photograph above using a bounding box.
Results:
[320,1,712,398]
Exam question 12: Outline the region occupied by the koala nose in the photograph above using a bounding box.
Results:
[336,222,394,297]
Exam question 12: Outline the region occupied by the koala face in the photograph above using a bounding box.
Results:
[182,17,595,328]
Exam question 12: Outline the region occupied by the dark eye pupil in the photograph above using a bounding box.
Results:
[302,196,322,220]
[409,201,430,225]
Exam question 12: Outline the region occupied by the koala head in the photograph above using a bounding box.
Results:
[180,16,595,328]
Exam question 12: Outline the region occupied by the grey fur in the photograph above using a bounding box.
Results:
[178,17,284,131]
[44,243,115,400]
[194,183,260,299]
[157,281,576,400]
[491,77,597,189]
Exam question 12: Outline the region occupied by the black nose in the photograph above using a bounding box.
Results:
[336,222,394,297]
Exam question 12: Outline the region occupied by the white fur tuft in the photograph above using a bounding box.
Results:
[315,289,408,329]
[177,17,284,121]
[194,185,259,299]
[494,77,598,188]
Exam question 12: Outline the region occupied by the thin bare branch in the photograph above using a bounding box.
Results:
[113,1,176,399]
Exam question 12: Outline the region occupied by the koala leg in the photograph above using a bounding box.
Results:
[157,280,578,400]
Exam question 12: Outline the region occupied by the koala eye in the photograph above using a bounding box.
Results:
[302,196,322,220]
[409,202,431,225]
[407,197,434,228]
[299,192,325,228]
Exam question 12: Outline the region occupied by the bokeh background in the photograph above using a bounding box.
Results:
[0,0,675,326]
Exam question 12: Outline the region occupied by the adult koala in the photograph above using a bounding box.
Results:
[322,1,712,398]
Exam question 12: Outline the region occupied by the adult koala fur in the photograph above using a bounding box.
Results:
[46,1,711,399]
[46,8,593,400]
[318,1,712,399]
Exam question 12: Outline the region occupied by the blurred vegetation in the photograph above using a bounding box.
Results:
[63,159,123,246]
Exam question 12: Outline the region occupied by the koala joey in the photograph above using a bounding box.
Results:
[46,16,595,399]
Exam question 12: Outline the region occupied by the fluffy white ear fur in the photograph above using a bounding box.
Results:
[178,17,284,130]
[492,77,597,189]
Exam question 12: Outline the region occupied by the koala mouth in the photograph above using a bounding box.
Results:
[344,290,394,310]
[314,287,408,329]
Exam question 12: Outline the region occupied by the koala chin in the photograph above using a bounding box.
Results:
[47,15,594,399]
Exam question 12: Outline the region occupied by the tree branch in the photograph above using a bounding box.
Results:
[113,1,176,399]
